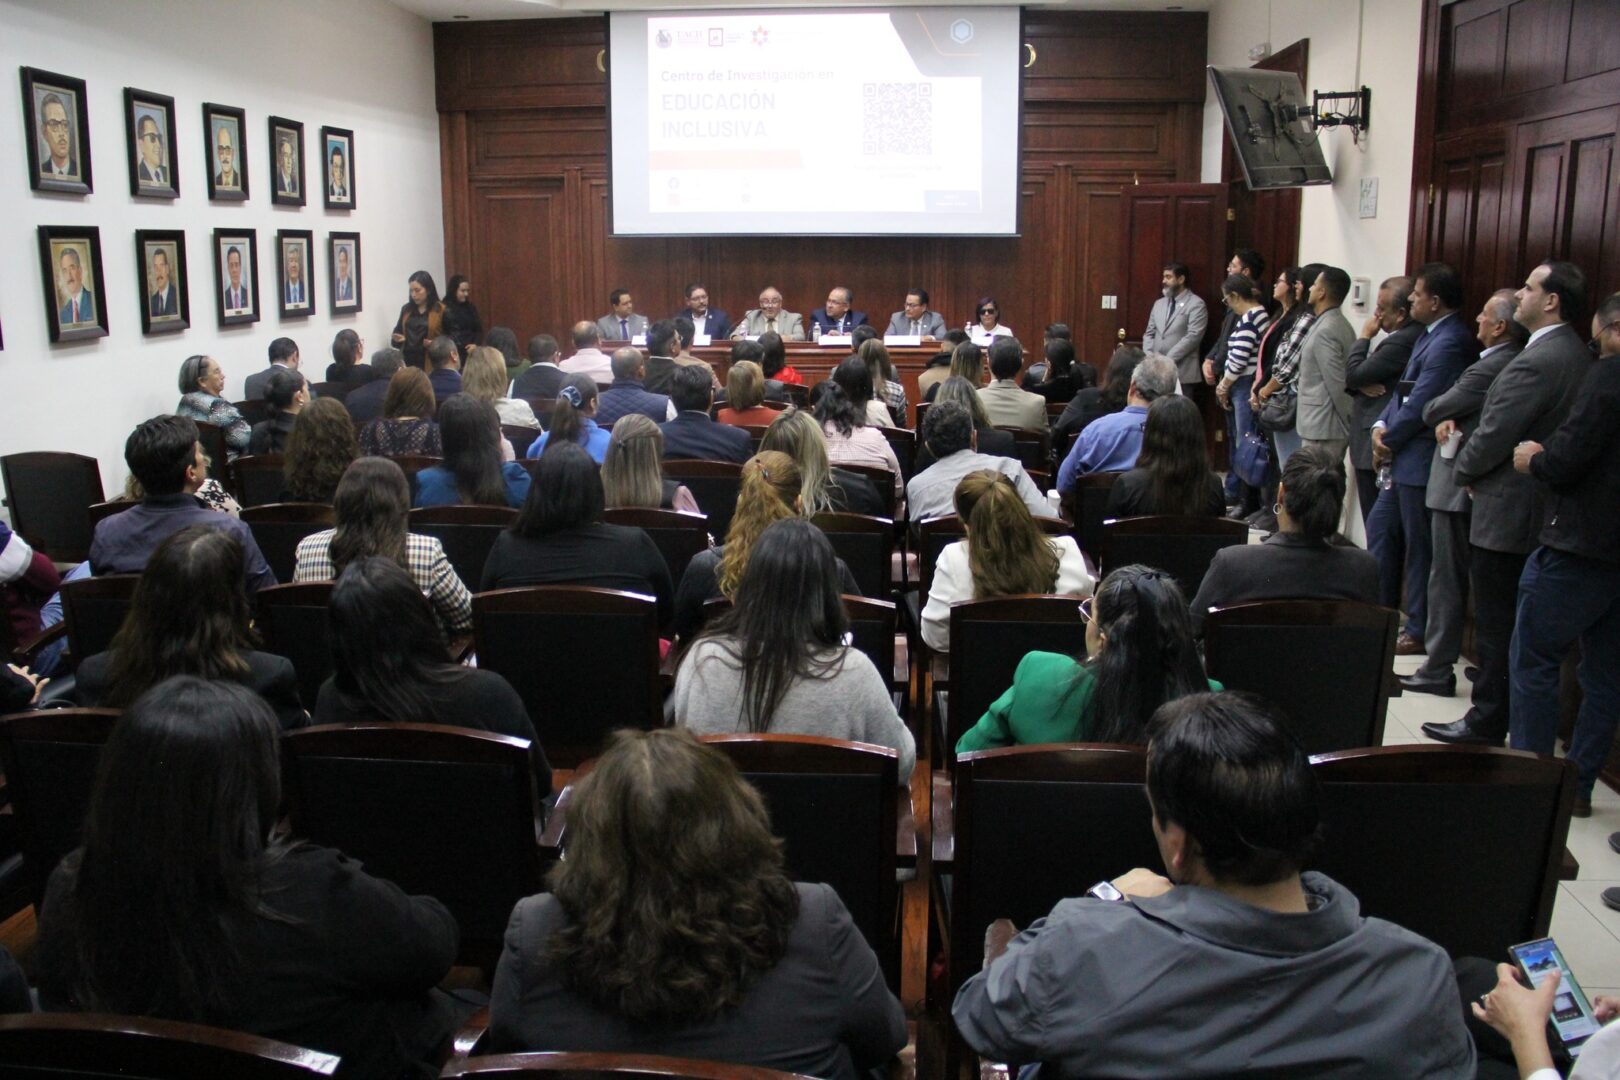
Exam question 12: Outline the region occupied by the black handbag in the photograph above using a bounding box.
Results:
[1258,387,1297,433]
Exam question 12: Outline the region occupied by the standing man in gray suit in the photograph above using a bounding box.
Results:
[1283,266,1356,466]
[595,289,648,342]
[1401,290,1526,697]
[1422,261,1593,760]
[1142,261,1210,392]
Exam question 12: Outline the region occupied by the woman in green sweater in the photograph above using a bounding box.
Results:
[956,564,1216,752]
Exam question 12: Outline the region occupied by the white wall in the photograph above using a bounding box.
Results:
[0,0,443,499]
[1203,0,1422,298]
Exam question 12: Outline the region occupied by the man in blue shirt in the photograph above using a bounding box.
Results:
[1057,355,1177,491]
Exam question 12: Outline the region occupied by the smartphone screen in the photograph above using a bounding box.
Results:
[1511,937,1601,1057]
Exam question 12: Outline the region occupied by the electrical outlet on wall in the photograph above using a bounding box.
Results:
[1351,276,1372,315]
[1359,177,1379,218]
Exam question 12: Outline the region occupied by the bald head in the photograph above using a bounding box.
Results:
[572,321,601,349]
[610,346,645,380]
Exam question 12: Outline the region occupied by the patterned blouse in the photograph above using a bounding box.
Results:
[359,418,442,458]
[292,530,473,638]
[1266,311,1318,389]
[176,392,251,454]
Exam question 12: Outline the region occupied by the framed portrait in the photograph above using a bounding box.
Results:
[135,229,189,336]
[21,68,92,195]
[328,232,362,314]
[269,116,305,208]
[37,226,108,343]
[203,103,248,202]
[276,230,316,319]
[213,229,260,327]
[124,88,178,199]
[320,126,355,210]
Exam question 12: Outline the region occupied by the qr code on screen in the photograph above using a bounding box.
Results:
[862,82,932,156]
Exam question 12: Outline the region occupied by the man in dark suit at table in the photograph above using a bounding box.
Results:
[1423,260,1594,764]
[810,285,870,337]
[659,365,752,464]
[595,288,648,342]
[671,282,731,342]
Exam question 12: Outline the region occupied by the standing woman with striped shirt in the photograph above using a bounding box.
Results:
[1213,274,1270,516]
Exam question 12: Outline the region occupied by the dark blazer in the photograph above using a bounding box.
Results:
[1377,314,1476,486]
[326,361,377,386]
[344,378,390,425]
[481,523,673,630]
[74,649,306,731]
[660,411,752,464]
[1531,355,1620,565]
[1104,468,1225,519]
[511,363,565,401]
[244,363,294,401]
[428,367,462,405]
[149,284,179,318]
[1454,323,1592,554]
[1344,321,1423,472]
[488,883,906,1079]
[810,308,871,336]
[1051,388,1114,445]
[249,411,298,455]
[642,355,680,396]
[1423,342,1521,513]
[1188,532,1380,634]
[673,308,733,341]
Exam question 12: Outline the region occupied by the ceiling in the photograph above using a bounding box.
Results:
[391,0,1209,23]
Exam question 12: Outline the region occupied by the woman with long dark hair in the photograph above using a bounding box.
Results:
[440,274,483,357]
[858,339,906,425]
[956,564,1216,751]
[488,727,905,1073]
[1105,395,1225,518]
[1023,337,1089,404]
[672,518,912,773]
[36,676,464,1076]
[526,376,610,463]
[391,270,443,369]
[812,366,903,504]
[1052,345,1142,446]
[294,457,474,639]
[281,397,358,503]
[72,525,304,729]
[316,557,550,796]
[413,395,530,508]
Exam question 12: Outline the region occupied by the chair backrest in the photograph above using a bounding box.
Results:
[1203,600,1399,754]
[1100,515,1247,596]
[946,596,1087,756]
[1311,745,1575,959]
[833,462,897,521]
[0,1013,341,1078]
[231,455,288,509]
[407,505,519,589]
[59,574,140,662]
[240,503,337,585]
[502,425,541,459]
[281,723,544,967]
[309,380,350,402]
[915,515,1071,598]
[810,512,894,599]
[878,426,916,481]
[699,734,901,987]
[444,1051,814,1080]
[1072,471,1123,563]
[662,460,743,541]
[194,423,232,487]
[993,426,1052,473]
[233,397,275,426]
[601,508,710,587]
[255,582,335,710]
[522,398,556,431]
[842,595,900,693]
[384,455,444,503]
[85,500,134,534]
[473,587,662,766]
[0,709,120,909]
[1,451,105,563]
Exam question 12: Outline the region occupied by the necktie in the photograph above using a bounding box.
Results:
[911,319,919,335]
[767,317,776,333]
[620,318,629,338]
[71,298,79,322]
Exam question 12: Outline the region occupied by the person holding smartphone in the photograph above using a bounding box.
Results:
[1473,958,1620,1077]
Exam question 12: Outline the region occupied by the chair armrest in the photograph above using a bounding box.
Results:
[9,622,65,667]
[448,635,475,663]
[897,788,917,868]
[931,771,954,865]
[538,783,573,854]
[447,1006,490,1065]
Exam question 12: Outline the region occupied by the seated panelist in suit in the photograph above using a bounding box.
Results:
[660,365,752,464]
[809,285,870,337]
[595,288,648,342]
[884,288,947,339]
[672,281,731,341]
[731,286,806,341]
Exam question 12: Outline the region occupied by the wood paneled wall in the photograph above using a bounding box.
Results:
[1409,0,1620,317]
[434,12,1208,367]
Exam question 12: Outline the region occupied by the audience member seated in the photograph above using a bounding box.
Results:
[1,519,62,653]
[596,347,676,428]
[559,322,614,385]
[717,361,781,426]
[414,396,530,509]
[921,471,1091,652]
[481,443,673,628]
[392,269,443,370]
[90,415,275,589]
[1189,445,1378,634]
[1057,354,1177,492]
[1052,344,1140,446]
[294,457,473,640]
[358,367,443,457]
[243,338,303,402]
[955,564,1214,752]
[602,415,700,513]
[425,335,463,405]
[953,690,1475,1077]
[36,676,466,1077]
[813,368,904,505]
[280,398,358,504]
[758,331,803,387]
[510,334,564,400]
[1023,338,1091,403]
[464,344,540,429]
[174,354,250,455]
[661,365,752,464]
[1104,395,1225,519]
[324,328,373,386]
[1470,960,1620,1079]
[907,401,1047,523]
[914,376,1018,471]
[487,326,525,382]
[248,367,309,455]
[316,557,550,798]
[978,338,1049,432]
[670,519,916,777]
[440,274,483,356]
[917,348,953,399]
[922,342,985,404]
[343,348,403,426]
[2,655,48,714]
[831,347,895,429]
[526,377,609,463]
[488,727,907,1075]
[74,526,302,729]
[760,408,885,518]
[641,319,684,396]
[673,452,861,641]
[669,317,722,389]
[860,339,907,425]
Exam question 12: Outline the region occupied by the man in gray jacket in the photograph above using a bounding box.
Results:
[953,691,1475,1079]
[1141,261,1209,390]
[1423,262,1593,772]
[1291,266,1357,464]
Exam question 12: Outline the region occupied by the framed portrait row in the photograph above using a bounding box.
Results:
[21,67,356,207]
[34,225,363,343]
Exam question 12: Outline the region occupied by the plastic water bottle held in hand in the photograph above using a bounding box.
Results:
[1377,464,1394,491]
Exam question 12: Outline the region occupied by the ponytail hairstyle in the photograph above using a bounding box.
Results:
[548,374,600,449]
[1083,565,1207,744]
[717,451,801,598]
[953,471,1060,599]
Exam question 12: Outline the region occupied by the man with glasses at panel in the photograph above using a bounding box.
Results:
[730,286,805,341]
[810,285,870,337]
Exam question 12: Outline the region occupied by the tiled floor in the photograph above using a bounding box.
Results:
[1387,652,1620,996]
